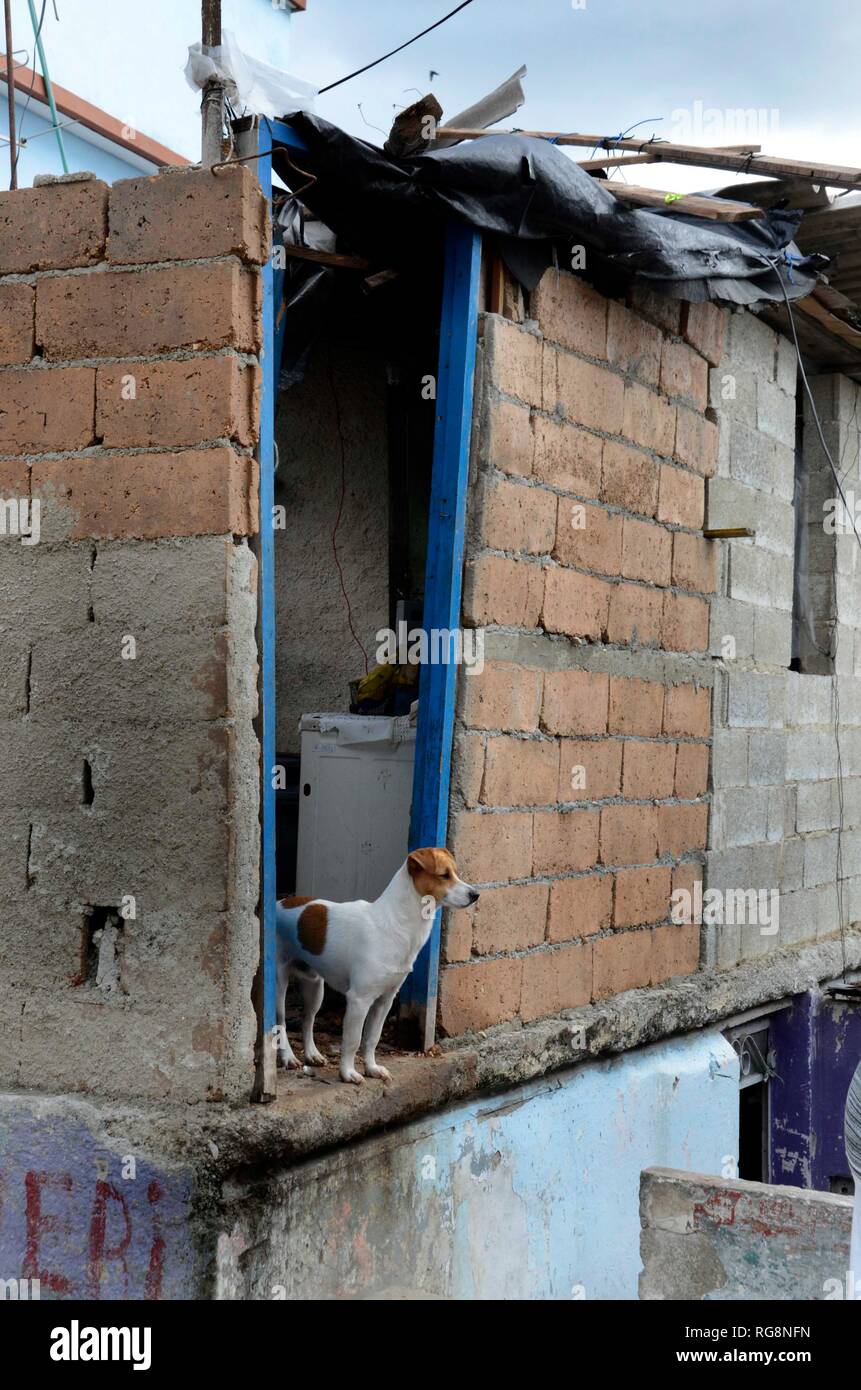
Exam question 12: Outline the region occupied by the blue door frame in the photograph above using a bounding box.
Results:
[250,117,481,1089]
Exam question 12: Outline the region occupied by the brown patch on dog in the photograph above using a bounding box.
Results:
[279,894,314,910]
[407,846,458,903]
[298,901,328,955]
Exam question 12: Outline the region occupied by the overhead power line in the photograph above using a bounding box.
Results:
[318,0,477,95]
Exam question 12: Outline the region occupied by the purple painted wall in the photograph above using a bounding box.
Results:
[0,1109,200,1299]
[769,989,861,1192]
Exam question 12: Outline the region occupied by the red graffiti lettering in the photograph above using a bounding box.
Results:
[23,1171,72,1294]
[145,1180,165,1300]
[87,1180,132,1299]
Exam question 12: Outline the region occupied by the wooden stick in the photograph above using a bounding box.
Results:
[437,128,861,189]
[578,143,761,172]
[607,184,763,222]
[276,242,369,271]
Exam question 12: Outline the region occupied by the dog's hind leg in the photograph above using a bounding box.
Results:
[275,960,300,1070]
[299,972,326,1066]
[360,984,400,1082]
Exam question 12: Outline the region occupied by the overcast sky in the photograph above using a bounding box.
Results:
[289,0,861,192]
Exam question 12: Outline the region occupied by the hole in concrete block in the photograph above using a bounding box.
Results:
[80,907,123,994]
[81,759,95,805]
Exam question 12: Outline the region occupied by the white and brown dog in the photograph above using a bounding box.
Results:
[275,847,478,1084]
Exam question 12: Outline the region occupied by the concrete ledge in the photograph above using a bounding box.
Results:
[2,932,858,1189]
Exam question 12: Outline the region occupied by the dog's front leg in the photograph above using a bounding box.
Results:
[275,962,300,1070]
[360,984,401,1082]
[340,993,372,1084]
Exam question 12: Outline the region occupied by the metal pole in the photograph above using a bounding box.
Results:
[3,0,17,187]
[201,0,224,167]
[25,0,67,172]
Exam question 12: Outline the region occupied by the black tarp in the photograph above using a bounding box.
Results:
[276,113,825,305]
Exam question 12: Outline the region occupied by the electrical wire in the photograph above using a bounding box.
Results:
[318,0,477,95]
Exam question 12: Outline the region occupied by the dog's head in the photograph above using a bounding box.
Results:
[407,847,479,908]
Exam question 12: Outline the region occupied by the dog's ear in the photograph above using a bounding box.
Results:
[408,848,436,879]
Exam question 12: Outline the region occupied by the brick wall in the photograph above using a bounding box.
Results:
[0,169,266,1102]
[440,270,722,1035]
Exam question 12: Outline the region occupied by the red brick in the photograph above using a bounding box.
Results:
[0,179,107,273]
[628,283,681,335]
[556,354,625,434]
[36,262,261,360]
[485,317,544,405]
[657,802,709,856]
[463,553,544,627]
[31,448,257,539]
[663,684,711,738]
[541,342,558,411]
[96,355,258,449]
[622,740,676,799]
[521,941,592,1021]
[532,270,607,357]
[533,810,599,874]
[622,381,675,456]
[482,477,556,554]
[442,912,472,963]
[452,810,533,883]
[108,165,269,265]
[0,366,95,452]
[547,873,613,942]
[606,582,663,647]
[599,804,659,866]
[438,957,523,1035]
[601,438,659,516]
[483,398,534,477]
[651,922,700,982]
[554,500,622,573]
[482,737,558,806]
[660,338,708,409]
[470,882,549,955]
[542,669,609,736]
[453,730,486,807]
[614,864,672,927]
[0,459,29,495]
[0,283,35,365]
[672,532,717,594]
[672,862,704,923]
[682,301,727,367]
[608,677,664,736]
[560,738,622,801]
[675,742,709,798]
[674,408,719,477]
[592,929,652,999]
[606,300,661,385]
[542,566,611,639]
[532,416,602,496]
[621,517,672,586]
[461,661,543,732]
[662,591,709,652]
[657,463,704,529]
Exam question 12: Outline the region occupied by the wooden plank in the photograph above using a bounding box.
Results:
[436,128,861,190]
[581,143,762,172]
[795,294,861,349]
[277,243,369,270]
[607,183,763,222]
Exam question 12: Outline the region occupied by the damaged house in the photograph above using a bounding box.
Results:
[1,74,861,1298]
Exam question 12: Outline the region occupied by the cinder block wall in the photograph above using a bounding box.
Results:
[0,169,266,1102]
[440,272,722,1035]
[707,319,861,963]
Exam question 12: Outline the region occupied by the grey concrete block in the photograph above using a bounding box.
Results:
[746,729,786,786]
[796,779,839,833]
[775,335,797,395]
[712,729,748,788]
[705,478,794,556]
[803,831,839,887]
[715,786,770,848]
[728,311,778,378]
[757,376,797,450]
[753,607,792,667]
[786,730,838,781]
[0,639,29,719]
[91,536,237,630]
[0,719,93,812]
[786,672,833,727]
[0,543,92,639]
[766,786,787,843]
[727,672,785,730]
[709,598,754,661]
[841,777,861,828]
[781,837,805,893]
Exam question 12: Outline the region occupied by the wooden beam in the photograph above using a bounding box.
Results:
[435,128,861,190]
[794,294,861,349]
[276,243,369,270]
[606,183,763,222]
[579,143,761,173]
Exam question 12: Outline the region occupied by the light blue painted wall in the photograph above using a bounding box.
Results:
[0,102,151,186]
[218,1029,741,1300]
